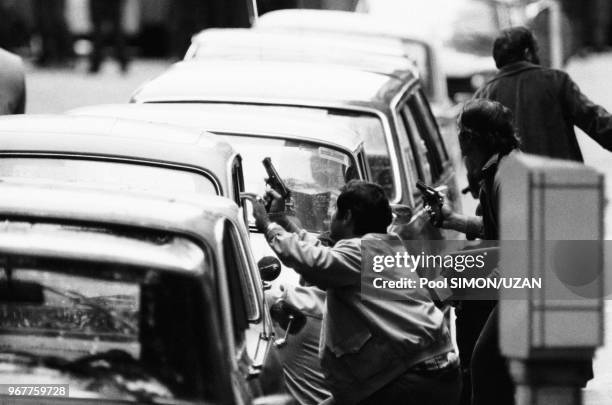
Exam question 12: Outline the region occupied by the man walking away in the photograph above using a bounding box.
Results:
[475,27,612,162]
[0,48,25,115]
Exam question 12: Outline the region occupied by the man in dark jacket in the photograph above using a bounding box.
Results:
[475,27,612,162]
[0,48,25,115]
[438,99,521,405]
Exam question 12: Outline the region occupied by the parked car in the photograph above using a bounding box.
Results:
[252,9,460,167]
[69,102,371,285]
[0,114,245,205]
[253,9,450,112]
[0,179,291,404]
[355,0,569,97]
[131,60,462,241]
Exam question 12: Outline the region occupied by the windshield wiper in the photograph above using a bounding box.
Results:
[42,285,138,334]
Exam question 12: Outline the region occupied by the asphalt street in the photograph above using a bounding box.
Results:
[24,54,612,403]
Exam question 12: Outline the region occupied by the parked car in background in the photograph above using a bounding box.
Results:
[0,114,244,204]
[131,60,463,241]
[253,9,451,115]
[252,9,461,168]
[70,102,371,285]
[356,0,569,98]
[355,0,501,101]
[0,179,290,404]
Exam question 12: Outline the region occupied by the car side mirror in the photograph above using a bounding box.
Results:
[269,300,307,347]
[391,204,413,225]
[258,256,281,282]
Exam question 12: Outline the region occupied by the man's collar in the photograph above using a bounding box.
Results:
[495,61,540,79]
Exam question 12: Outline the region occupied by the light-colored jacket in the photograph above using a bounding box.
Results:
[267,285,331,405]
[0,48,26,115]
[265,224,453,404]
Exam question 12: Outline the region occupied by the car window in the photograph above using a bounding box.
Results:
[413,90,449,161]
[231,155,245,206]
[394,107,420,198]
[325,111,397,201]
[400,105,434,184]
[0,157,218,196]
[218,134,360,233]
[206,103,397,202]
[405,94,445,182]
[222,220,259,347]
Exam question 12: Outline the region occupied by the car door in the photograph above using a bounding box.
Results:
[391,84,461,241]
[221,219,283,397]
[406,90,462,215]
[399,90,461,241]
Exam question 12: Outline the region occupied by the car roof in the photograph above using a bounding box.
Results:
[0,178,240,273]
[69,103,364,153]
[255,9,433,43]
[253,10,449,104]
[0,115,237,194]
[132,60,416,112]
[186,28,417,81]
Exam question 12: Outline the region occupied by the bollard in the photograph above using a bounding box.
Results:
[498,153,604,405]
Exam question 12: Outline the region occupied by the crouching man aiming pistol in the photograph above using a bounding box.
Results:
[246,180,461,405]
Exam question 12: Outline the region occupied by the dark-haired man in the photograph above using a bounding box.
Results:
[249,180,461,405]
[475,26,612,162]
[437,99,520,405]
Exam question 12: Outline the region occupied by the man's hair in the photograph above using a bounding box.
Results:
[458,99,520,156]
[493,27,539,68]
[336,180,392,235]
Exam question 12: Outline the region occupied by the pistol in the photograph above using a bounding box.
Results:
[262,157,291,210]
[416,181,444,227]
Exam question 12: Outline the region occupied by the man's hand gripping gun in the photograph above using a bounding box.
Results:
[416,180,444,227]
[262,157,293,212]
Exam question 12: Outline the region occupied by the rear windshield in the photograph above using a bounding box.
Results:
[0,157,218,196]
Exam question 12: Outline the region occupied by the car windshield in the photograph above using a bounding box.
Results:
[0,157,217,196]
[211,104,397,204]
[0,252,215,402]
[218,134,358,233]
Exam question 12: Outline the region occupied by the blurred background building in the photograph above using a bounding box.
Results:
[0,0,608,62]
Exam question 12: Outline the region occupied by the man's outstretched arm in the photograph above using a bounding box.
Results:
[264,223,361,289]
[564,72,612,151]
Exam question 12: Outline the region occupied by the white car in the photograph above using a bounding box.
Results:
[69,103,370,286]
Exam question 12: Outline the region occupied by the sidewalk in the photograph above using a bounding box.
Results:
[25,58,171,114]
